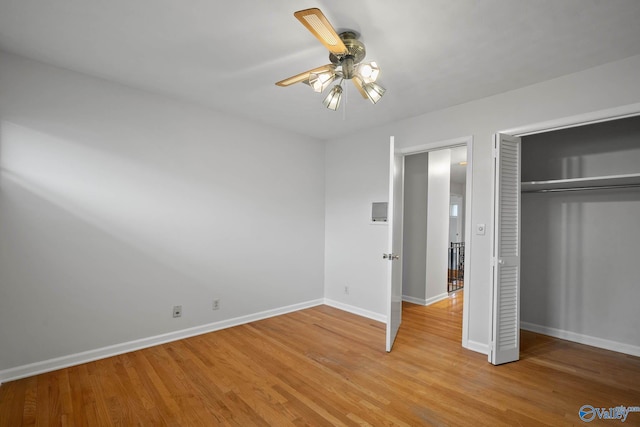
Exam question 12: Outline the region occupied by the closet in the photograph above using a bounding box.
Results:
[519,115,640,355]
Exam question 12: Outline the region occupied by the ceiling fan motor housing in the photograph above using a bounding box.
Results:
[329,31,366,79]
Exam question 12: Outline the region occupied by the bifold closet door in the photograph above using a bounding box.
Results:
[490,133,521,365]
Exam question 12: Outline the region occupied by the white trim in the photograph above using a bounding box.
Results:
[398,135,474,350]
[399,135,470,155]
[521,322,640,358]
[324,298,386,323]
[465,340,489,355]
[0,299,324,384]
[402,295,426,305]
[501,102,640,137]
[425,292,449,306]
[403,293,455,306]
[461,138,473,350]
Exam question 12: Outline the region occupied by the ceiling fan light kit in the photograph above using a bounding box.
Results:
[323,84,343,111]
[276,8,386,111]
[356,61,380,84]
[362,81,386,104]
[308,70,336,93]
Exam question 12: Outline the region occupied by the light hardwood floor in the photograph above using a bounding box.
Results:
[1,292,639,426]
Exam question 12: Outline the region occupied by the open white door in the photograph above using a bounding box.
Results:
[489,133,521,365]
[386,136,404,352]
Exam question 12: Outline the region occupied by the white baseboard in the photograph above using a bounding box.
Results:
[0,299,324,384]
[402,293,449,307]
[520,321,640,358]
[323,299,386,323]
[402,295,426,305]
[425,292,449,306]
[465,340,489,355]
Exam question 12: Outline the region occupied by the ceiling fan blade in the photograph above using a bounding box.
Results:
[276,64,335,87]
[352,77,369,99]
[294,8,347,55]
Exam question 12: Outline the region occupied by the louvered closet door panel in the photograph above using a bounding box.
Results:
[490,134,521,365]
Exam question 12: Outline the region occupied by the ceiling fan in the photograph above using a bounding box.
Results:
[276,8,386,111]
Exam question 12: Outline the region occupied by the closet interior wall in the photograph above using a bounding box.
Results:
[520,115,640,353]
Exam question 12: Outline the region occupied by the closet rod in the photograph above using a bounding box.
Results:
[522,183,640,193]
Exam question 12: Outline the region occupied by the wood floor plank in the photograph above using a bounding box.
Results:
[2,292,640,426]
[0,379,25,426]
[21,377,37,427]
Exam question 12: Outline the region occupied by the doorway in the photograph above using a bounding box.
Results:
[448,149,467,294]
[402,147,467,304]
[394,136,473,349]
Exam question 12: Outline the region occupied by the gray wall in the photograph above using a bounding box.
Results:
[425,149,451,301]
[521,116,640,347]
[0,52,326,373]
[402,153,428,301]
[522,115,640,181]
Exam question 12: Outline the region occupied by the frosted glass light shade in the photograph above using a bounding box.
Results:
[323,84,343,110]
[308,71,336,93]
[362,81,386,104]
[356,61,380,83]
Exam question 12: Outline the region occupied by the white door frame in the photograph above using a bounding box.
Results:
[492,102,640,360]
[399,135,474,350]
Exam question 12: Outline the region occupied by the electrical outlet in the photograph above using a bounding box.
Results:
[173,305,182,318]
[344,286,349,295]
[212,299,220,310]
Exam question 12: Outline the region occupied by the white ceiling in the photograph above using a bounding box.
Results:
[1,0,640,140]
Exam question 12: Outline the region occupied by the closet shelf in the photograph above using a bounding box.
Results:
[521,172,640,193]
